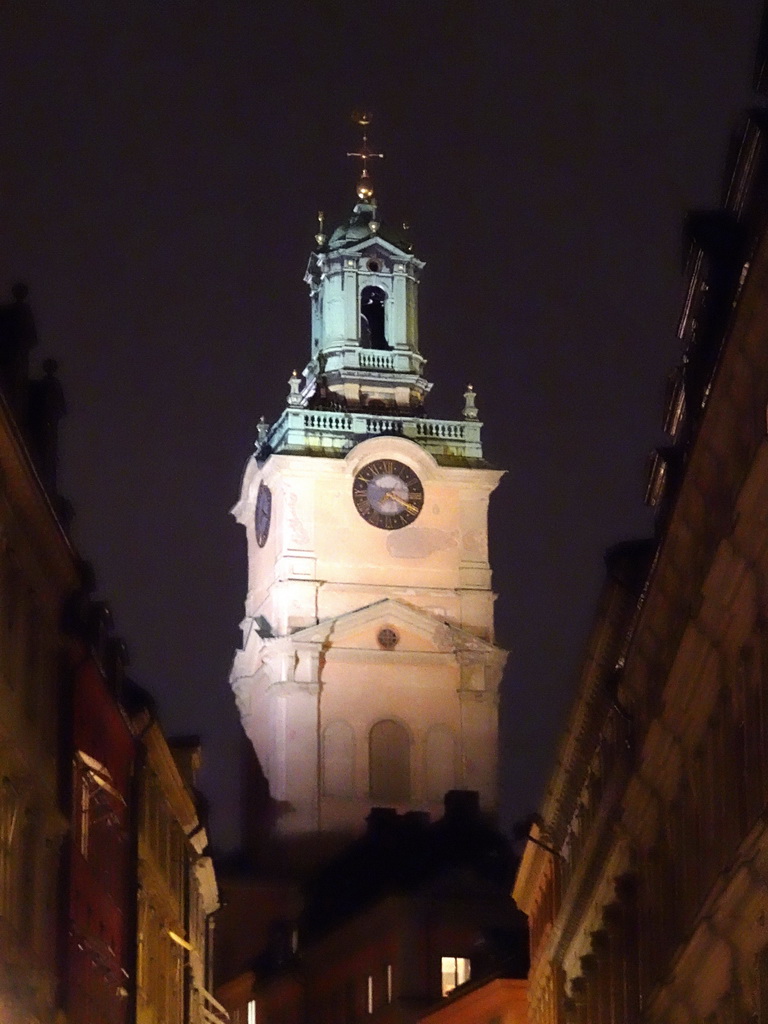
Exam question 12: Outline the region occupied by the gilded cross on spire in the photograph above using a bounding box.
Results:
[347,112,383,202]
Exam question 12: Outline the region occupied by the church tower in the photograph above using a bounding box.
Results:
[230,124,507,841]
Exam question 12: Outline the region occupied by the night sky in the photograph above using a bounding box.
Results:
[0,3,762,850]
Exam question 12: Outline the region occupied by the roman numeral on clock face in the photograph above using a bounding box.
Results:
[351,459,424,531]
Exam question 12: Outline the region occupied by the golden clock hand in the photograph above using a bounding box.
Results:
[384,491,419,515]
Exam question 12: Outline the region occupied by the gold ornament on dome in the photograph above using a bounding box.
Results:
[356,170,375,201]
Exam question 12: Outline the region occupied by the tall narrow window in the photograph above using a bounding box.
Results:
[758,944,768,1024]
[441,956,470,997]
[369,720,410,802]
[360,287,388,350]
[386,964,393,1004]
[0,777,20,920]
[425,726,456,801]
[4,561,22,686]
[322,721,355,797]
[247,999,256,1024]
[367,975,374,1014]
[21,593,39,720]
[78,772,90,858]
[19,809,37,944]
[345,981,356,1024]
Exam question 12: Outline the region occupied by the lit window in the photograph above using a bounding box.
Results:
[73,750,125,862]
[247,1000,256,1024]
[367,975,374,1014]
[441,956,470,997]
[386,964,393,1004]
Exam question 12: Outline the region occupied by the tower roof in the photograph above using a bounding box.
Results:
[326,201,412,254]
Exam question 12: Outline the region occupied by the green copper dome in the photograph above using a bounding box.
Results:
[327,203,411,253]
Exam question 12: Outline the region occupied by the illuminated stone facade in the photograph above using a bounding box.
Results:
[514,105,768,1024]
[231,188,506,839]
[133,721,223,1024]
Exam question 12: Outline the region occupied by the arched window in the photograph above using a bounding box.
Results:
[369,720,410,802]
[425,726,456,801]
[322,721,355,798]
[360,286,388,350]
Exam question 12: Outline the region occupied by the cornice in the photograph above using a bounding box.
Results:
[604,215,768,828]
[142,722,198,832]
[536,575,636,845]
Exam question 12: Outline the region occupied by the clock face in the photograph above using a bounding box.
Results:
[352,459,424,530]
[255,482,272,547]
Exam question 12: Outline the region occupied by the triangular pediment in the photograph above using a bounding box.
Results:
[283,598,503,659]
[340,235,424,267]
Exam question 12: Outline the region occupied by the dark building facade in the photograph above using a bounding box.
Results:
[0,285,80,1024]
[0,284,223,1024]
[59,609,136,1024]
[218,793,527,1024]
[514,28,768,1024]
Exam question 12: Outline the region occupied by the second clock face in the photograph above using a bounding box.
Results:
[352,459,424,530]
[255,482,272,547]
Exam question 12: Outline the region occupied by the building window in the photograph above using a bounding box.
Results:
[369,720,410,802]
[441,956,470,997]
[360,286,388,350]
[367,975,374,1014]
[247,999,256,1024]
[0,777,20,921]
[386,964,393,1004]
[322,721,355,798]
[345,981,356,1024]
[377,627,399,650]
[424,726,456,801]
[78,772,91,858]
[73,751,126,872]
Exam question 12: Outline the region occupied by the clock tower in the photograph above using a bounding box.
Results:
[230,128,507,841]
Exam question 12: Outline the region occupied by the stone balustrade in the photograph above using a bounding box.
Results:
[263,407,484,461]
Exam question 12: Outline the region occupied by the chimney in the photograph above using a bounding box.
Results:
[443,790,480,821]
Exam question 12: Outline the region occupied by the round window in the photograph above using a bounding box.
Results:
[377,627,399,650]
[367,259,381,273]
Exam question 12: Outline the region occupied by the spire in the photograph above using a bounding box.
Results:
[260,128,485,464]
[347,112,383,202]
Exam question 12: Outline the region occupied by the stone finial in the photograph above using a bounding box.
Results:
[256,416,269,444]
[462,384,479,420]
[315,211,326,247]
[369,200,380,235]
[26,355,66,494]
[287,370,302,407]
